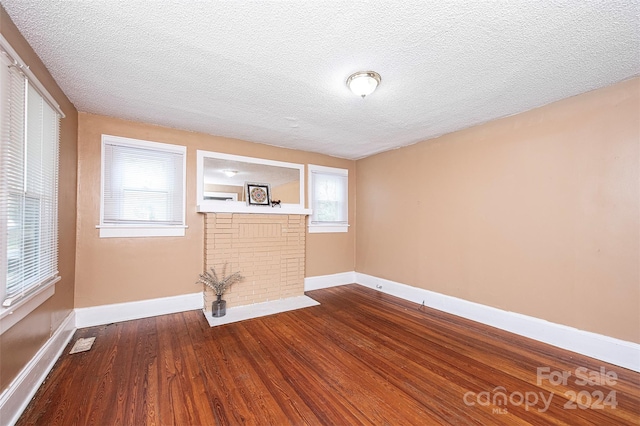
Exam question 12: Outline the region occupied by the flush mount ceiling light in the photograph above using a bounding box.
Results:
[346,71,381,98]
[222,169,238,178]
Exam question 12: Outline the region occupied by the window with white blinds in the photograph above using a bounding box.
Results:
[308,164,349,233]
[100,135,186,238]
[0,51,61,307]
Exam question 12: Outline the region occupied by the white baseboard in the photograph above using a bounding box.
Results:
[304,271,356,291]
[75,292,203,328]
[355,272,640,372]
[0,311,76,426]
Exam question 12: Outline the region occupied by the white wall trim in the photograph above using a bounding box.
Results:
[355,272,640,372]
[308,224,349,233]
[75,292,203,328]
[304,271,357,291]
[0,310,76,426]
[97,224,187,238]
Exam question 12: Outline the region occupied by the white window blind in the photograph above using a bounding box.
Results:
[0,53,61,307]
[100,135,186,237]
[308,165,348,233]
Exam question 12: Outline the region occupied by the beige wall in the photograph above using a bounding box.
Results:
[272,180,300,204]
[204,183,244,201]
[0,5,78,391]
[75,113,355,308]
[356,78,640,343]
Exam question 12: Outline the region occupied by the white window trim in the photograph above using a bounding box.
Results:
[308,164,349,234]
[0,36,61,334]
[98,135,187,238]
[308,223,351,233]
[97,225,188,238]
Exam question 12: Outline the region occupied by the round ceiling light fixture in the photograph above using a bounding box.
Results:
[346,71,381,98]
[222,169,238,178]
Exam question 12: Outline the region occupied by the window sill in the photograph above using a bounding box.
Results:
[0,278,57,335]
[308,224,349,233]
[97,225,187,238]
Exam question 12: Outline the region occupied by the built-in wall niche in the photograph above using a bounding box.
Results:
[196,150,311,214]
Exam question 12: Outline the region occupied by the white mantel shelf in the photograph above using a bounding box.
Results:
[197,204,312,215]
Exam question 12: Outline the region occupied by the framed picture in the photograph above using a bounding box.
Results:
[245,182,271,206]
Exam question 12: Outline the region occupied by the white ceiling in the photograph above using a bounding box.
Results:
[2,1,638,160]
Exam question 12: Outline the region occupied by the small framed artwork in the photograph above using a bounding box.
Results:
[245,182,271,206]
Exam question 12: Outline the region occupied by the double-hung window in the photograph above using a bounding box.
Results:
[308,164,349,233]
[99,135,186,238]
[0,37,63,313]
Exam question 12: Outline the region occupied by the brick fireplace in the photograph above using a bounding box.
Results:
[203,213,306,313]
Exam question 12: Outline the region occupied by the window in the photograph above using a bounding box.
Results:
[0,38,62,310]
[100,135,186,238]
[308,164,349,233]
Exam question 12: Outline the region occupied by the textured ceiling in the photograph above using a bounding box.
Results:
[2,1,638,159]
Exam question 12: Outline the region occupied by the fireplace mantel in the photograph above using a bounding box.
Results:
[197,203,311,215]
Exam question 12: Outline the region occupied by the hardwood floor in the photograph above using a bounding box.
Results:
[17,284,640,425]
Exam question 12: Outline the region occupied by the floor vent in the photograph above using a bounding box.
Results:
[69,337,96,354]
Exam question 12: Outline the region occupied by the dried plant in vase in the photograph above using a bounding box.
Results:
[196,263,243,317]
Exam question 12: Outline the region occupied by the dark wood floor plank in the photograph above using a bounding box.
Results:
[312,284,640,424]
[232,321,322,424]
[322,285,638,425]
[187,314,290,425]
[202,324,290,425]
[301,288,560,425]
[282,308,487,425]
[297,312,504,423]
[242,318,374,425]
[16,284,640,425]
[156,312,219,425]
